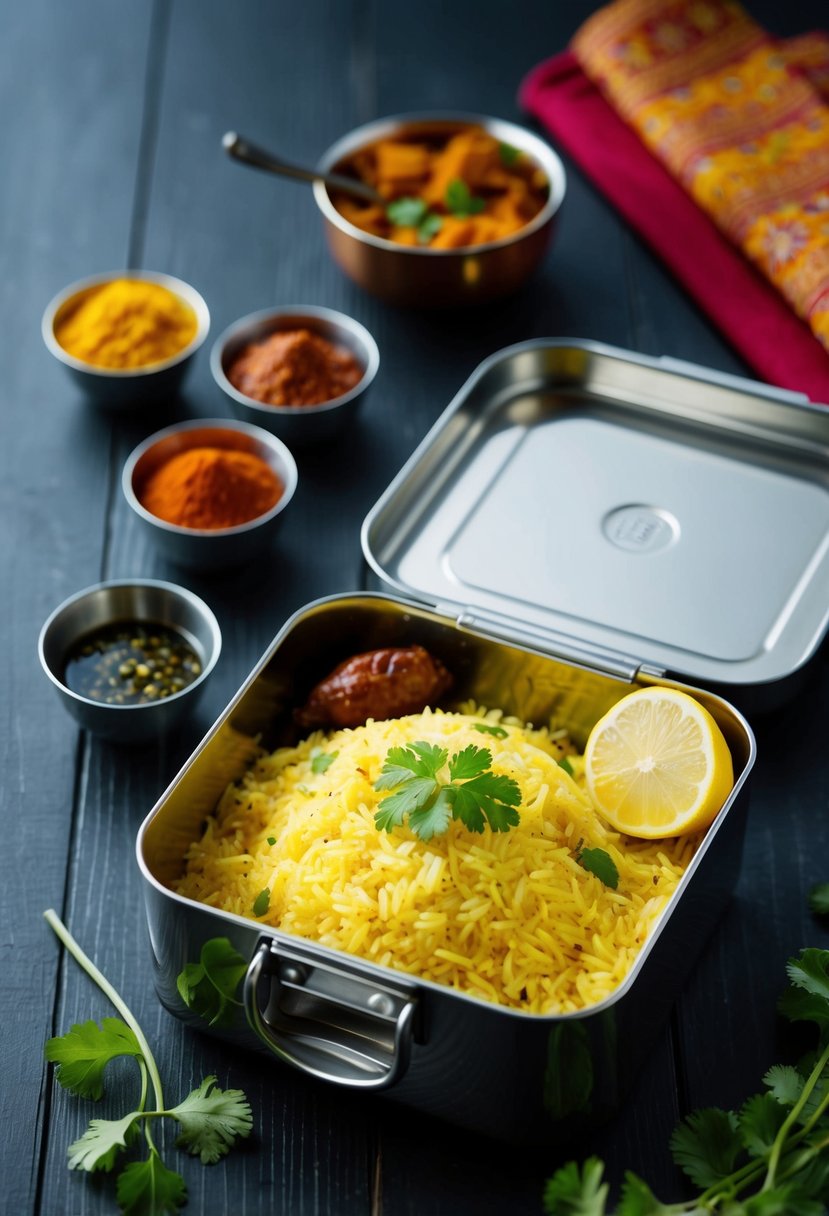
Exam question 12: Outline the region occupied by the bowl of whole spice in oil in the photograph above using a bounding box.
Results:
[122,418,298,569]
[38,579,221,744]
[210,304,379,444]
[42,270,210,408]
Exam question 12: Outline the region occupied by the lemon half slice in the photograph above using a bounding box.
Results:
[584,687,734,839]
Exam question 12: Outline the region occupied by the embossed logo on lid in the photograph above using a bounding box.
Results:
[602,505,679,554]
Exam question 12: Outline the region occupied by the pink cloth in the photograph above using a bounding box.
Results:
[519,51,829,404]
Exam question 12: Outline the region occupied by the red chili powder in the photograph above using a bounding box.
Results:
[227,327,363,407]
[139,445,283,530]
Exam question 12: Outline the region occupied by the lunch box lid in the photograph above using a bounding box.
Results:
[361,339,829,692]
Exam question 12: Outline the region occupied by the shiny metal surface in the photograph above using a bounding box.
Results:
[222,131,382,203]
[312,113,566,308]
[41,269,210,409]
[210,305,379,444]
[363,340,829,704]
[122,418,298,568]
[38,578,221,743]
[137,592,754,1142]
[245,938,418,1089]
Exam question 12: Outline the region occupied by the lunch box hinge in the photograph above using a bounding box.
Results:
[453,609,643,682]
[244,937,418,1091]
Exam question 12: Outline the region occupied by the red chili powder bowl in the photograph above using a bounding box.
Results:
[226,327,363,408]
[138,444,284,530]
[211,307,380,446]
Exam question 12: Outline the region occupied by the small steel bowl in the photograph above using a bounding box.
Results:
[312,112,567,308]
[210,305,379,445]
[38,579,221,744]
[122,418,298,569]
[42,270,210,409]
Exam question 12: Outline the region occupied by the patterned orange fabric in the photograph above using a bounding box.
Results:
[572,1,829,352]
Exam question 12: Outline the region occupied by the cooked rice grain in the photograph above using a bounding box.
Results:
[175,708,694,1014]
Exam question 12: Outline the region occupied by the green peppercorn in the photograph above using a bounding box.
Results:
[63,620,202,707]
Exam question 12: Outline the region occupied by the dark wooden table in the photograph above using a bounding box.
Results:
[5,2,829,1213]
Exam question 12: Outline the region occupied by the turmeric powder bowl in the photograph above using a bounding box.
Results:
[311,112,566,308]
[122,419,298,569]
[42,270,210,408]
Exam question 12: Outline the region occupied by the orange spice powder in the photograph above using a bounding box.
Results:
[227,328,363,407]
[140,445,283,530]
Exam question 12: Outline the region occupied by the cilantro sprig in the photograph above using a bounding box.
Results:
[373,741,521,841]
[43,910,252,1215]
[543,936,829,1215]
[385,196,443,244]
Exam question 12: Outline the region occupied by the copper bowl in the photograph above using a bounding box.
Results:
[312,112,566,308]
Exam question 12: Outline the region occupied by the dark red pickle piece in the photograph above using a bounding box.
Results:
[295,645,453,729]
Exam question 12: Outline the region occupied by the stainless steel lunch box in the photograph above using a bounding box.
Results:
[137,340,829,1143]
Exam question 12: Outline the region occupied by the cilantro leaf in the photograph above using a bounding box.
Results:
[386,197,428,227]
[763,1064,804,1106]
[444,178,485,217]
[311,750,337,774]
[738,1093,787,1157]
[176,937,247,1029]
[375,777,439,833]
[577,847,619,890]
[267,836,276,846]
[408,741,449,773]
[447,782,486,833]
[473,722,508,739]
[498,141,520,166]
[809,884,829,917]
[375,743,446,788]
[542,1156,608,1214]
[616,1173,675,1215]
[558,756,575,777]
[407,787,453,843]
[457,772,521,832]
[44,1018,143,1099]
[170,1075,253,1164]
[448,744,492,781]
[669,1108,743,1186]
[739,1186,826,1215]
[252,889,270,918]
[67,1112,140,1172]
[779,950,829,1029]
[417,213,443,243]
[116,1151,187,1215]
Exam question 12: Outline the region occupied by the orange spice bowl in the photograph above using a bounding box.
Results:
[122,419,298,570]
[210,305,379,445]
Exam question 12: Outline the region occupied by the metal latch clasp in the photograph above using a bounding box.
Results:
[244,937,418,1090]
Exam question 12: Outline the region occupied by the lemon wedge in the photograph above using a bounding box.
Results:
[584,687,734,839]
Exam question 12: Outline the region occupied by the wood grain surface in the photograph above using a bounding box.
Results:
[4,1,828,1213]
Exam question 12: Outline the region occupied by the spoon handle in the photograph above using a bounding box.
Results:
[222,132,381,205]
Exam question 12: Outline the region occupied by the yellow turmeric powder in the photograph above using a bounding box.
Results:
[55,278,197,369]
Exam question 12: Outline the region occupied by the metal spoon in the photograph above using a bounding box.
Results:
[222,131,382,205]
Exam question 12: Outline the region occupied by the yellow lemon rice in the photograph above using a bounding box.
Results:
[175,707,696,1014]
